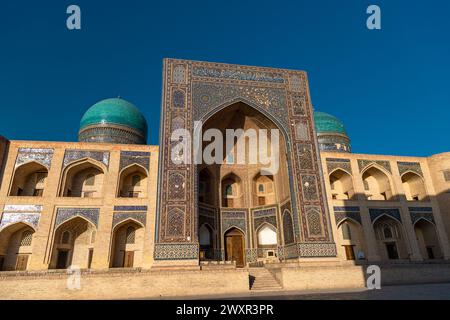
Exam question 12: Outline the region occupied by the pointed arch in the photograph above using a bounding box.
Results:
[0,221,35,271]
[401,171,427,201]
[59,158,106,197]
[362,164,394,201]
[256,223,278,247]
[9,161,48,196]
[110,218,145,268]
[117,163,148,198]
[112,217,146,232]
[336,217,362,228]
[200,97,291,144]
[329,168,354,200]
[50,215,97,269]
[414,218,442,259]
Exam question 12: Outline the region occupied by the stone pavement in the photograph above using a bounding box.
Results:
[156,283,450,300]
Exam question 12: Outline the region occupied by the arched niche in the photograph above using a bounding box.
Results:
[373,215,407,260]
[337,219,366,261]
[117,164,148,198]
[110,219,145,268]
[414,219,442,259]
[221,173,243,208]
[49,216,96,269]
[329,169,354,200]
[0,222,35,271]
[253,173,276,206]
[402,172,427,201]
[60,160,105,198]
[362,166,393,201]
[9,162,48,197]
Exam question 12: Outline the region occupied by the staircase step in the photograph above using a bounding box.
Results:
[249,267,282,290]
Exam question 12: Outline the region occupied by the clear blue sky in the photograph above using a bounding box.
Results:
[0,0,449,156]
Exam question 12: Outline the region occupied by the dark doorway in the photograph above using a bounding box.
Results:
[0,256,4,271]
[56,250,69,269]
[225,228,245,267]
[426,246,435,259]
[386,242,399,259]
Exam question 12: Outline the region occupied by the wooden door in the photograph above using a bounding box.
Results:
[15,255,29,271]
[123,251,134,268]
[343,245,355,260]
[225,229,245,267]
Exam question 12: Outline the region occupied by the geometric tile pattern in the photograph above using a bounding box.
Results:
[55,208,100,228]
[155,59,336,260]
[397,161,423,177]
[358,159,391,174]
[63,150,110,168]
[119,151,150,171]
[369,208,402,223]
[15,148,54,169]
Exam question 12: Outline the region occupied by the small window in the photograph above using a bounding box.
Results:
[383,226,393,239]
[85,174,95,186]
[126,226,136,244]
[258,184,265,193]
[61,231,71,244]
[20,230,33,246]
[132,175,141,187]
[225,185,233,196]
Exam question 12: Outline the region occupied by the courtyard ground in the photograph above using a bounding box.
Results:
[157,282,450,300]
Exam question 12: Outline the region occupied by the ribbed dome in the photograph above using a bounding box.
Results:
[78,98,148,145]
[314,111,347,135]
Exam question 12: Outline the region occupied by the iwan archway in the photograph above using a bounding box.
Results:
[154,59,336,266]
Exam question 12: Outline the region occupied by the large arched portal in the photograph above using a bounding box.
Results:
[197,102,291,266]
[155,59,336,265]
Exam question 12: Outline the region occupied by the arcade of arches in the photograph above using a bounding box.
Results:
[1,59,450,274]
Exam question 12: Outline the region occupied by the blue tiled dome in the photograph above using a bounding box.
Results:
[78,98,148,145]
[313,111,347,135]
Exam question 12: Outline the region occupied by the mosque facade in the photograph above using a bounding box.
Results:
[0,59,450,286]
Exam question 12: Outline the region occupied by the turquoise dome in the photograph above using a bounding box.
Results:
[313,111,347,135]
[78,98,148,145]
[80,98,148,135]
